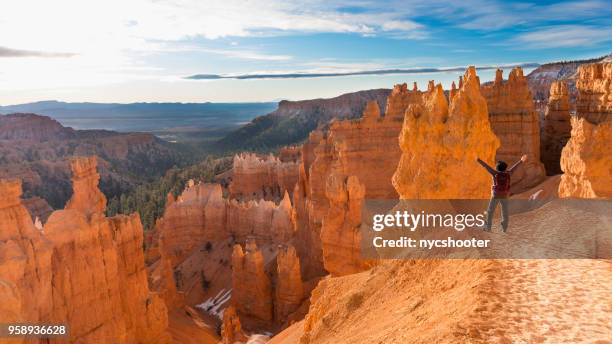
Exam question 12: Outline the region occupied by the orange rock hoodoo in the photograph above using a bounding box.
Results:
[481,68,546,191]
[293,86,424,278]
[541,81,572,174]
[393,67,500,199]
[231,240,273,323]
[0,157,169,344]
[229,153,299,201]
[275,245,304,322]
[559,62,612,198]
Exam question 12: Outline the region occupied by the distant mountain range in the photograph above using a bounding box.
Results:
[0,100,277,134]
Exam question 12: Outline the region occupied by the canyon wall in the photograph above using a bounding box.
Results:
[481,68,546,191]
[575,62,612,124]
[541,81,572,174]
[559,62,612,198]
[393,67,500,199]
[559,118,611,198]
[293,87,424,278]
[229,153,299,201]
[0,156,169,344]
[231,240,273,323]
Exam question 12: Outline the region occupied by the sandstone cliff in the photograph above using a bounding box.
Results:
[481,68,546,191]
[0,157,170,343]
[541,81,572,174]
[229,153,299,201]
[393,67,500,199]
[232,240,273,323]
[558,62,612,198]
[293,87,423,278]
[575,62,612,123]
[275,245,304,322]
[559,118,611,198]
[320,175,369,276]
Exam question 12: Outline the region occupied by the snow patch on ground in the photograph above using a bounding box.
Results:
[196,288,232,320]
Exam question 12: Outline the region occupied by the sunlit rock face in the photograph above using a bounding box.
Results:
[559,117,612,198]
[321,175,370,276]
[541,81,572,175]
[575,62,612,124]
[393,67,500,199]
[559,62,612,198]
[231,240,273,323]
[275,244,304,321]
[292,88,424,279]
[229,153,299,201]
[481,68,546,191]
[65,156,107,216]
[0,157,170,344]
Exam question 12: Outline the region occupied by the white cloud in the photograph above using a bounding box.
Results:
[514,25,612,48]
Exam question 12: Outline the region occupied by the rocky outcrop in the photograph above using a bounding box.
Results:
[229,153,299,201]
[231,240,273,322]
[0,157,170,343]
[320,175,369,276]
[293,88,424,278]
[218,89,391,150]
[222,305,247,344]
[482,68,546,191]
[575,62,612,124]
[65,156,106,216]
[275,245,304,321]
[558,62,612,198]
[541,81,572,174]
[393,67,500,199]
[559,117,611,198]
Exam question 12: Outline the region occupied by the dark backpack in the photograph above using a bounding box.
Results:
[494,172,511,195]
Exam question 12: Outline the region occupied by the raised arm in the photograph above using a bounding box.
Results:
[508,154,528,174]
[476,158,496,175]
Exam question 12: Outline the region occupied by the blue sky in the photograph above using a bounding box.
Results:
[1,0,611,104]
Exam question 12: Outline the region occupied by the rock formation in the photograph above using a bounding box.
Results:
[393,67,500,199]
[559,117,611,198]
[65,156,107,216]
[293,88,423,278]
[320,175,369,276]
[222,305,247,344]
[575,62,612,124]
[481,68,546,191]
[275,245,304,321]
[229,153,299,201]
[558,62,612,198]
[541,81,572,174]
[0,157,170,343]
[231,240,273,322]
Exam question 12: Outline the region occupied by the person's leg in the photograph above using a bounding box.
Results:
[500,198,509,232]
[485,197,498,231]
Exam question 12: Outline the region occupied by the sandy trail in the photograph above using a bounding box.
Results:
[466,259,612,343]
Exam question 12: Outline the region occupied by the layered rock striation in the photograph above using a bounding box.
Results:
[229,153,299,201]
[0,156,169,344]
[481,68,546,191]
[275,245,304,321]
[541,81,572,174]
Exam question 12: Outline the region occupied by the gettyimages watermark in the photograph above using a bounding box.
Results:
[360,199,611,259]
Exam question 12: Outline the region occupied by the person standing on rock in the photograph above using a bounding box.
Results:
[476,154,528,232]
